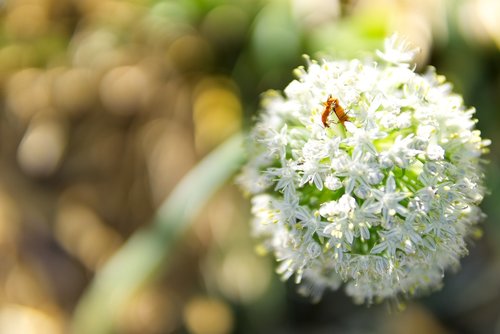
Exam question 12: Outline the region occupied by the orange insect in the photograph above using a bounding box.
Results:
[321,94,349,128]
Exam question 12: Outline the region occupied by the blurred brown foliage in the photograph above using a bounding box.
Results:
[0,0,246,332]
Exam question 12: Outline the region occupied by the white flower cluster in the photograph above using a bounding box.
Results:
[238,35,489,303]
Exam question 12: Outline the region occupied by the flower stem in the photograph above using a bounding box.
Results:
[71,133,246,334]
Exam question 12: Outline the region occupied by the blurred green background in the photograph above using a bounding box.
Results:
[0,0,499,333]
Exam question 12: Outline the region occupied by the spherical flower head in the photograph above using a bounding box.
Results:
[238,35,490,304]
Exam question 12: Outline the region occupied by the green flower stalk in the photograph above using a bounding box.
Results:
[238,35,489,303]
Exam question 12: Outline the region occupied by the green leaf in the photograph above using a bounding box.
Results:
[71,133,245,334]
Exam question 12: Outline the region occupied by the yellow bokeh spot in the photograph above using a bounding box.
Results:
[183,297,233,334]
[193,78,242,153]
